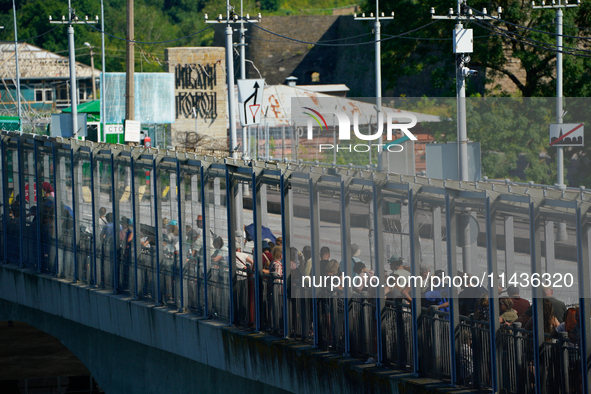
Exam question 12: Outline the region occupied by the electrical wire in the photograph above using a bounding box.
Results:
[73,13,214,45]
[474,18,591,55]
[467,5,591,41]
[245,18,442,46]
[471,19,591,58]
[16,26,61,42]
[0,26,62,44]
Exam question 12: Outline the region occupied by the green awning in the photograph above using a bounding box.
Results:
[0,116,20,131]
[62,100,101,114]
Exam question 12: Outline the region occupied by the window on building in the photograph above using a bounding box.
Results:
[78,82,87,101]
[311,72,320,83]
[57,86,68,101]
[34,87,53,102]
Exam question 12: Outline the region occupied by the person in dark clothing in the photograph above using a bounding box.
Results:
[319,246,330,276]
[507,285,531,317]
[458,274,487,316]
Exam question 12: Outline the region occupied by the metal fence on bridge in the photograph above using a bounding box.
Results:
[1,130,590,394]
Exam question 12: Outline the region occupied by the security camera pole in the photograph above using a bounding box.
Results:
[205,3,261,159]
[50,3,98,138]
[354,3,394,172]
[431,2,501,181]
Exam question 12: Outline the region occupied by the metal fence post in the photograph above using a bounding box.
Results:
[0,137,7,264]
[153,157,162,306]
[17,138,24,268]
[513,322,523,392]
[110,152,118,293]
[89,150,98,285]
[52,144,58,276]
[445,192,459,385]
[529,198,545,394]
[372,178,385,365]
[34,139,42,272]
[280,170,292,338]
[176,159,185,312]
[70,146,79,282]
[559,331,570,394]
[225,166,236,323]
[252,168,263,331]
[339,175,351,355]
[429,305,438,372]
[408,187,420,374]
[309,174,320,348]
[130,154,139,300]
[470,313,481,388]
[485,194,499,393]
[576,204,591,394]
[200,164,208,316]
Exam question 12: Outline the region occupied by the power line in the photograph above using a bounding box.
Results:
[472,19,591,58]
[245,18,441,46]
[467,5,591,41]
[74,15,215,45]
[475,18,591,56]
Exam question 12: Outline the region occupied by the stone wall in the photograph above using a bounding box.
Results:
[214,16,379,97]
[165,47,228,151]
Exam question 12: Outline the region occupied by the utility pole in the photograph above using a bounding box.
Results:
[84,42,97,99]
[50,3,98,138]
[354,3,394,172]
[430,2,501,298]
[126,0,134,121]
[239,0,247,159]
[430,2,501,182]
[532,0,580,189]
[205,4,261,159]
[100,0,106,143]
[532,0,580,243]
[12,0,21,131]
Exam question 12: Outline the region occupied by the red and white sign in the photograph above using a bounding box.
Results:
[550,123,584,147]
[25,183,37,203]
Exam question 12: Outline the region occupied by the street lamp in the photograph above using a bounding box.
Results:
[84,42,97,100]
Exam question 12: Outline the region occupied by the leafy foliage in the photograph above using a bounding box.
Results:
[360,0,591,186]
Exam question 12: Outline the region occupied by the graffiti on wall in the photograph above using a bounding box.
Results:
[175,63,218,120]
[176,91,217,120]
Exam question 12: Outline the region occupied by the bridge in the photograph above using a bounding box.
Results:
[0,130,589,393]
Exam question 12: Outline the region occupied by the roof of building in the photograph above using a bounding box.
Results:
[297,84,350,94]
[233,84,441,128]
[0,43,99,79]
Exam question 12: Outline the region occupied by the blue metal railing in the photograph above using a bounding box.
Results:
[0,131,589,394]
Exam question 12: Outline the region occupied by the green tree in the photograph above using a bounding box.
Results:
[366,0,591,186]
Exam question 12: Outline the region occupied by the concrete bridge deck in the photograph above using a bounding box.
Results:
[0,263,481,394]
